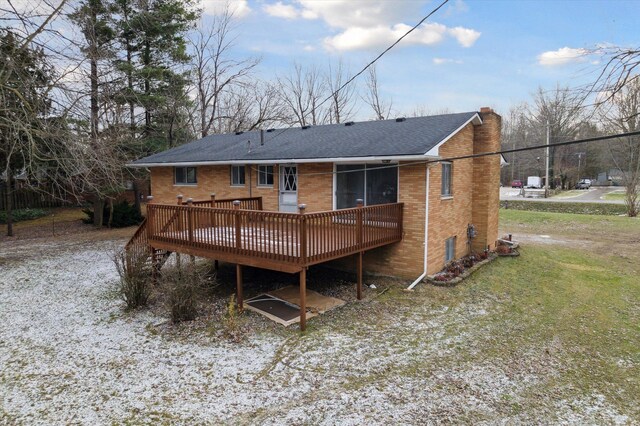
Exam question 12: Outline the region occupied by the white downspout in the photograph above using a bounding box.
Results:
[407,164,431,290]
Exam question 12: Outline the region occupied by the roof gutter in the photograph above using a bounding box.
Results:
[127,154,441,168]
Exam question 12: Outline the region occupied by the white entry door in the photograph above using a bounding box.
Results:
[279,165,298,212]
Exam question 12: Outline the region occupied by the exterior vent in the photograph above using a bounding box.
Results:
[344,121,355,126]
[235,131,244,135]
[301,125,311,130]
[266,128,276,132]
[395,117,406,122]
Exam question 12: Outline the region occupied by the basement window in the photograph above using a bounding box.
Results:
[441,162,453,197]
[174,167,197,185]
[258,165,274,187]
[445,236,456,263]
[231,165,245,186]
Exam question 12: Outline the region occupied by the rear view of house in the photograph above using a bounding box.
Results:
[129,108,501,329]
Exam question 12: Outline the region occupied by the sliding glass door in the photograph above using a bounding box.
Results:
[335,164,398,209]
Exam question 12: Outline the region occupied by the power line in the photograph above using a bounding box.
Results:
[263,0,450,144]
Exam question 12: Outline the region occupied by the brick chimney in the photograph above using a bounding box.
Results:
[471,107,502,252]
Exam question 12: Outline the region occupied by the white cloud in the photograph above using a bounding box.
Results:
[447,27,481,48]
[262,1,481,52]
[263,1,299,19]
[201,0,251,18]
[324,22,479,51]
[297,0,423,29]
[537,47,588,66]
[433,58,463,65]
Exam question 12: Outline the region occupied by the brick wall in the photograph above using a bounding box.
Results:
[471,109,502,252]
[150,165,280,209]
[426,123,475,275]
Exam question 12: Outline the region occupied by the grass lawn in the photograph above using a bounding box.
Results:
[603,190,627,201]
[1,209,638,423]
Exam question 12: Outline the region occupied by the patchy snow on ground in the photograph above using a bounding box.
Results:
[0,237,633,424]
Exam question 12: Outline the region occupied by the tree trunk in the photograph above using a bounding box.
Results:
[107,197,114,228]
[132,179,141,216]
[5,166,13,237]
[93,196,104,228]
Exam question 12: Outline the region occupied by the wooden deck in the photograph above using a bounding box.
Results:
[130,197,404,330]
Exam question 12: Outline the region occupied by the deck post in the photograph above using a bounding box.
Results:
[357,251,363,300]
[146,196,155,237]
[176,195,183,266]
[233,200,241,249]
[236,264,243,311]
[356,199,364,248]
[298,204,307,264]
[187,198,195,263]
[299,267,306,331]
[210,193,216,207]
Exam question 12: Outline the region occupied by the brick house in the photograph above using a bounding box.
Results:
[130,108,501,284]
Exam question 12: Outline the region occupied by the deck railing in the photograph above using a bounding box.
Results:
[187,196,263,210]
[146,202,403,269]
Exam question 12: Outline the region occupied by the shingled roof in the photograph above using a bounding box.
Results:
[130,111,482,167]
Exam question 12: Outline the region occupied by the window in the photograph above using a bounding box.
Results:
[258,165,274,186]
[445,236,456,263]
[335,164,398,209]
[231,165,245,186]
[174,167,197,185]
[441,162,452,196]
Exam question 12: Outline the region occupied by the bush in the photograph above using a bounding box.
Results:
[83,201,143,227]
[113,248,150,310]
[221,295,247,342]
[163,265,205,323]
[0,208,47,224]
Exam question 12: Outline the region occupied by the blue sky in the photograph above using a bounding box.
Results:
[200,0,639,119]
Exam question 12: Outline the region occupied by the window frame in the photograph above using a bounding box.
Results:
[230,165,246,186]
[257,165,274,187]
[174,166,197,185]
[445,236,456,263]
[441,161,453,197]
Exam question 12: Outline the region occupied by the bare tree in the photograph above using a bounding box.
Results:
[585,47,640,112]
[363,65,392,120]
[324,60,357,124]
[278,63,328,127]
[603,78,640,216]
[189,7,259,137]
[528,86,585,189]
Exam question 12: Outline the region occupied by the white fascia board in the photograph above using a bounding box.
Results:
[424,113,483,157]
[127,154,439,168]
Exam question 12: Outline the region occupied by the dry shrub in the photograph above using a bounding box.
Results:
[113,248,150,310]
[162,265,206,323]
[221,295,247,342]
[496,244,513,255]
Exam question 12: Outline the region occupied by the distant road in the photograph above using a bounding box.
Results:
[500,186,626,204]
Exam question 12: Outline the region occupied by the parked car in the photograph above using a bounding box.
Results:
[511,180,523,188]
[575,179,591,189]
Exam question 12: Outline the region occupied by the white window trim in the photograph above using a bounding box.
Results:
[230,165,246,187]
[257,164,274,187]
[332,162,399,210]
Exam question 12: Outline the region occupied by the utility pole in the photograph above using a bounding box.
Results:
[545,120,550,198]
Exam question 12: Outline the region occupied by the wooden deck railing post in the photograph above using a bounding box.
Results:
[146,196,158,284]
[298,204,308,331]
[186,198,195,262]
[356,199,364,248]
[175,195,183,267]
[234,200,241,250]
[356,199,364,300]
[146,196,155,237]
